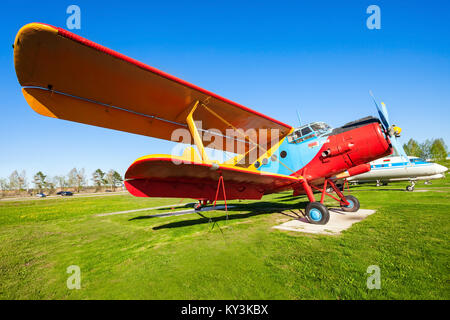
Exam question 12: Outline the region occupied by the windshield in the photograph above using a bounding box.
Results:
[287,122,331,144]
[310,122,332,135]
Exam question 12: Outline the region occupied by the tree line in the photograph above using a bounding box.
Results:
[0,168,124,195]
[402,138,448,161]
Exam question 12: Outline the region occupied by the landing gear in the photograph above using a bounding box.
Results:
[326,184,343,194]
[340,195,360,212]
[302,178,360,225]
[194,200,208,211]
[376,180,381,187]
[305,202,330,225]
[406,181,416,192]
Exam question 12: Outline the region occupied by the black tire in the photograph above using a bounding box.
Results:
[340,195,360,212]
[305,202,330,225]
[406,185,414,192]
[194,203,203,211]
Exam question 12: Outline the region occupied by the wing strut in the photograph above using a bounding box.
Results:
[186,100,209,162]
[213,173,228,220]
[201,103,297,173]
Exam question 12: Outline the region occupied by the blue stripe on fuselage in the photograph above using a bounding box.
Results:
[371,162,433,170]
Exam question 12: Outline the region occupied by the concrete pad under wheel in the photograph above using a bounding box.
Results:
[273,209,376,235]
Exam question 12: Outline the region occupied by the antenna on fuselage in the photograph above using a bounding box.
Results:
[296,109,302,127]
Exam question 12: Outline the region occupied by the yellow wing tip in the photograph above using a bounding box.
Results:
[15,23,57,43]
[22,88,57,118]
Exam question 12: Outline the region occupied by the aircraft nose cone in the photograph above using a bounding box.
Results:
[435,164,448,174]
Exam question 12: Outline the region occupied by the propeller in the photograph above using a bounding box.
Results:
[369,91,401,138]
[369,91,407,160]
[369,90,390,132]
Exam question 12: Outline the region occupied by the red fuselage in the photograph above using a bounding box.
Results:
[294,121,392,185]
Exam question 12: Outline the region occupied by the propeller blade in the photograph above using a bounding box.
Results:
[369,92,408,160]
[369,91,390,130]
[381,102,390,124]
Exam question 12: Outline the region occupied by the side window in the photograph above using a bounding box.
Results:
[301,127,312,136]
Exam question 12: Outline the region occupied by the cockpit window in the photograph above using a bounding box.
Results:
[301,127,312,136]
[310,122,332,135]
[287,122,331,144]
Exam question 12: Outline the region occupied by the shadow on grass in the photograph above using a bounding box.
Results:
[154,202,196,211]
[129,201,307,230]
[350,188,405,192]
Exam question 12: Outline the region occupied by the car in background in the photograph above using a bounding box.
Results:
[36,193,46,198]
[57,191,73,196]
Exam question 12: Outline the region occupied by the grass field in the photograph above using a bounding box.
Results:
[0,162,449,300]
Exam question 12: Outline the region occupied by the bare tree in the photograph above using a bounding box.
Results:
[67,168,77,190]
[67,168,86,193]
[9,170,27,194]
[18,170,27,191]
[0,178,9,197]
[53,175,67,191]
[105,170,123,191]
[75,168,87,192]
[9,171,19,191]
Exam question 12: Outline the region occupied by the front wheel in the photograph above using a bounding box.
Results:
[340,195,360,212]
[406,185,414,192]
[305,202,330,225]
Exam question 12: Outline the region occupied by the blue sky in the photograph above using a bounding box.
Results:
[0,0,449,182]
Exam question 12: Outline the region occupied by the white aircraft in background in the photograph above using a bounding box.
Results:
[347,154,448,191]
[344,93,448,191]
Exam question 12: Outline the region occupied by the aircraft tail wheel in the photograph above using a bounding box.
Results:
[406,185,414,192]
[306,202,330,225]
[340,195,360,212]
[194,203,203,211]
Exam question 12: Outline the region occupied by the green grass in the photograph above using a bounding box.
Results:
[0,169,449,300]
